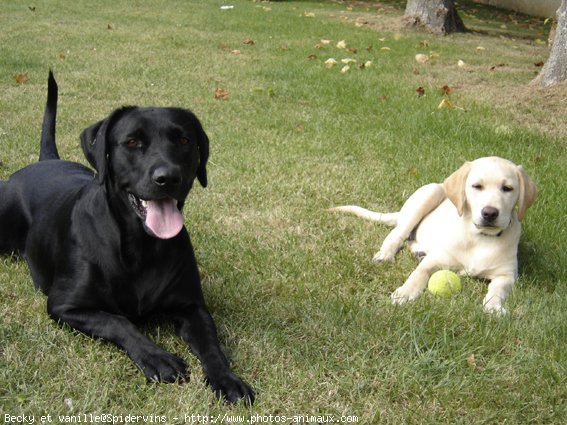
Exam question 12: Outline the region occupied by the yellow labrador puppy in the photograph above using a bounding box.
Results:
[330,157,537,315]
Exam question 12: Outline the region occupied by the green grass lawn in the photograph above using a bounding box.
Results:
[1,0,566,423]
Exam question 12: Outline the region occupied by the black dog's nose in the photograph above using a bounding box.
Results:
[152,166,182,187]
[481,206,499,222]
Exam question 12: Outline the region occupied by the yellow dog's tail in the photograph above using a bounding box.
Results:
[327,205,398,226]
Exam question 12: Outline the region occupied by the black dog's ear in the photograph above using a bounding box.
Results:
[193,116,209,188]
[80,120,103,173]
[80,107,131,184]
[197,130,209,188]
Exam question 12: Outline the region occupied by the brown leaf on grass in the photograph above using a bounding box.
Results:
[437,98,454,109]
[307,54,317,60]
[467,354,476,368]
[534,61,544,67]
[59,51,66,60]
[107,24,114,30]
[324,58,337,68]
[415,53,429,64]
[404,167,418,177]
[419,40,429,47]
[231,49,241,55]
[466,354,484,372]
[438,98,465,111]
[490,63,506,71]
[440,85,454,95]
[15,73,29,84]
[347,47,358,54]
[214,88,229,100]
[243,38,255,45]
[416,87,425,97]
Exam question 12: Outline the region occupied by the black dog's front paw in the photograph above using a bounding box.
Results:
[132,347,188,383]
[206,372,255,406]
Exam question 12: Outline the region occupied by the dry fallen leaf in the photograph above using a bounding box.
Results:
[341,58,356,64]
[340,65,350,73]
[405,167,418,177]
[324,58,337,68]
[243,38,255,45]
[490,63,506,71]
[231,49,241,55]
[307,54,317,60]
[415,53,429,64]
[457,60,466,67]
[320,39,331,45]
[347,47,358,54]
[380,47,391,52]
[440,85,453,95]
[214,88,229,100]
[336,40,347,49]
[359,61,372,69]
[416,87,425,97]
[438,98,465,111]
[438,98,454,109]
[476,46,486,51]
[15,73,29,84]
[467,354,476,368]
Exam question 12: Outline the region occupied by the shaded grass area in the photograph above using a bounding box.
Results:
[1,0,566,423]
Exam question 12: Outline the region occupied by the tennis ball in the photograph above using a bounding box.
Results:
[427,270,462,298]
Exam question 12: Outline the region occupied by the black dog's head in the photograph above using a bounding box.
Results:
[80,107,209,239]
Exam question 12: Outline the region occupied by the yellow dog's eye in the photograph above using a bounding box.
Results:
[502,185,514,192]
[472,183,483,190]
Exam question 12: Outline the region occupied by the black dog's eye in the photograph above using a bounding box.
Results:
[179,137,190,146]
[124,139,142,149]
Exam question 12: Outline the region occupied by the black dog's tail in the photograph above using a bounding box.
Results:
[39,70,60,161]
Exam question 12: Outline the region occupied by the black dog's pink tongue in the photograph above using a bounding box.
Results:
[145,199,184,239]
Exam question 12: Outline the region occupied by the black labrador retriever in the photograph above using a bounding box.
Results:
[0,73,254,405]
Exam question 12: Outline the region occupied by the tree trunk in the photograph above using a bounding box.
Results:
[404,0,466,35]
[532,0,567,88]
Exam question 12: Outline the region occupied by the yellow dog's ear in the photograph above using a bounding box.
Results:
[443,161,471,216]
[516,165,537,221]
